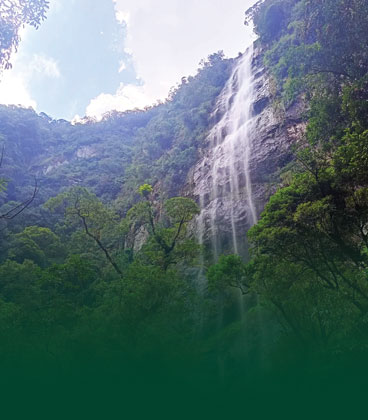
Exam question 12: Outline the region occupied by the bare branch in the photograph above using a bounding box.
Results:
[77,208,123,277]
[0,145,4,168]
[0,177,38,220]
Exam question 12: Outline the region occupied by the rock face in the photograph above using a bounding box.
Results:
[185,44,305,258]
[76,145,98,159]
[249,47,306,208]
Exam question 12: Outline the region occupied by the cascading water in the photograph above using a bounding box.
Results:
[195,45,258,260]
[193,46,266,371]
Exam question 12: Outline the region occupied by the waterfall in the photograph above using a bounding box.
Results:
[192,45,271,377]
[195,45,258,260]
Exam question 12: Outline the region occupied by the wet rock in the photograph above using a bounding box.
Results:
[253,96,269,115]
[184,44,305,256]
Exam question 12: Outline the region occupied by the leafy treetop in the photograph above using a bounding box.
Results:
[0,0,49,71]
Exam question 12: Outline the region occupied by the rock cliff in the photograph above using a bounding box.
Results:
[186,44,305,257]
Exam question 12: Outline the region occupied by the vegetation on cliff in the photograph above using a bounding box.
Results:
[0,0,368,413]
[233,0,368,356]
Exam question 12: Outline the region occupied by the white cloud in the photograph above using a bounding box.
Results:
[29,54,61,79]
[115,9,130,24]
[86,83,154,119]
[0,0,64,113]
[86,0,257,119]
[0,71,37,109]
[0,53,37,109]
[0,50,61,110]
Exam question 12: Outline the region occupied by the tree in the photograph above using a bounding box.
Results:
[0,259,41,306]
[42,255,98,306]
[249,0,368,105]
[247,254,357,349]
[241,0,368,354]
[245,0,296,43]
[207,254,250,295]
[127,186,200,270]
[46,187,124,277]
[0,0,49,71]
[7,226,65,267]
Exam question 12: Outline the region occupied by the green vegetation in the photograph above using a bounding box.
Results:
[0,0,49,71]
[0,51,237,407]
[0,0,368,414]
[233,0,368,357]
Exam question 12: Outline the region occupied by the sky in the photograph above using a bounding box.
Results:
[0,0,256,121]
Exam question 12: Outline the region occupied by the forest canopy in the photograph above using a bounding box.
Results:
[0,0,368,414]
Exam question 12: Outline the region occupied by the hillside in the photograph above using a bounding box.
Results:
[0,52,232,207]
[1,0,368,416]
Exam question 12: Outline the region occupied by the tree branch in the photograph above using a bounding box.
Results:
[168,217,185,253]
[77,208,123,277]
[0,145,4,168]
[0,177,38,220]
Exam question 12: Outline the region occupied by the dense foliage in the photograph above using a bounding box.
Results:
[1,0,368,413]
[236,0,368,358]
[0,51,242,402]
[0,0,49,71]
